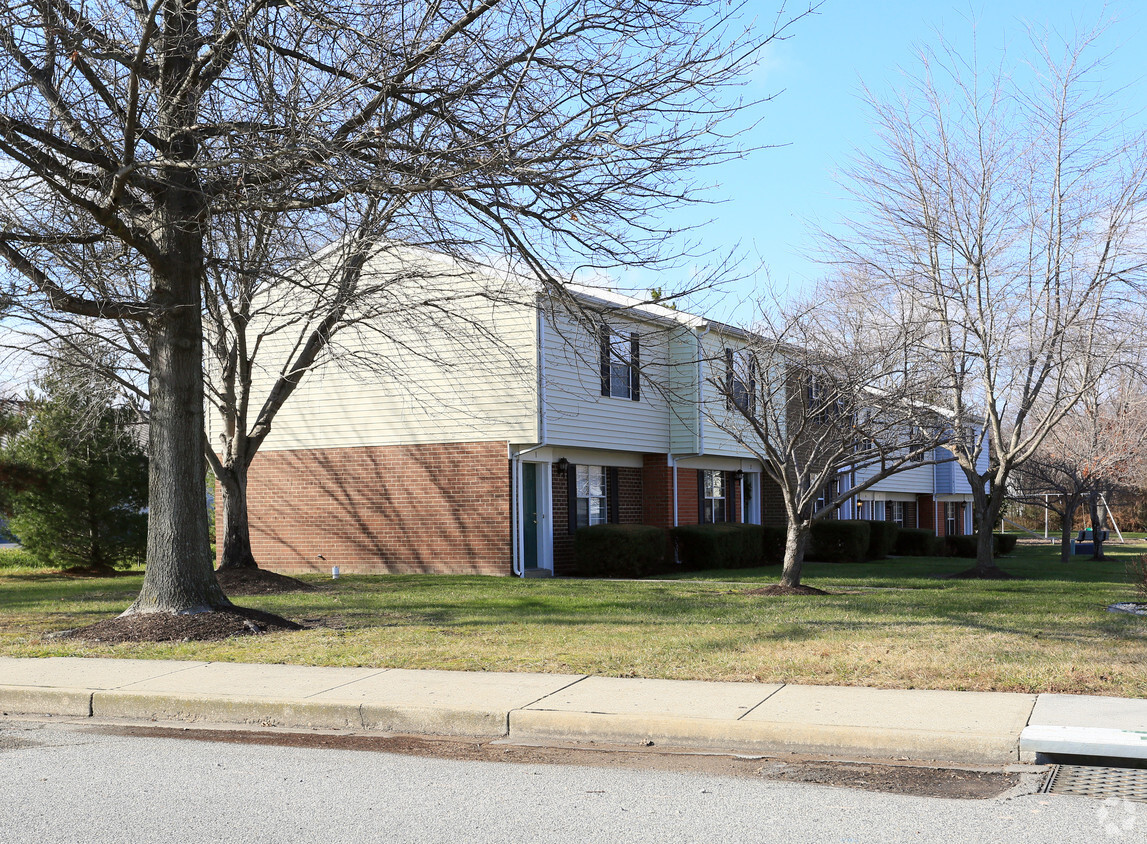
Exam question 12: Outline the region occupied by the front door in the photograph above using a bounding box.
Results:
[522,462,539,570]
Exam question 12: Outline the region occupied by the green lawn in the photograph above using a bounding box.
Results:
[1,541,1144,697]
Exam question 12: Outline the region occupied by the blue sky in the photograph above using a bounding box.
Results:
[678,0,1147,320]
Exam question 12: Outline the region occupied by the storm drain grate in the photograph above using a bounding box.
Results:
[1044,765,1147,802]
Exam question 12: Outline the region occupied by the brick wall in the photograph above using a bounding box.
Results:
[677,468,700,525]
[918,494,935,533]
[551,463,644,575]
[240,441,511,575]
[759,474,787,527]
[641,454,674,528]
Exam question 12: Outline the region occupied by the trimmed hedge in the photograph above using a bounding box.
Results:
[863,520,900,560]
[672,523,765,571]
[943,534,979,558]
[808,520,870,564]
[762,526,787,565]
[994,533,1018,555]
[893,527,940,556]
[574,524,668,578]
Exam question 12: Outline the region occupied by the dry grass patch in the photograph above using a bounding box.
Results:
[0,540,1144,696]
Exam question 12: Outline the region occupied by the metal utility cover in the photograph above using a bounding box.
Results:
[1044,765,1147,803]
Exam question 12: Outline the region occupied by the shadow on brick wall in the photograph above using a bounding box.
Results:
[246,442,510,575]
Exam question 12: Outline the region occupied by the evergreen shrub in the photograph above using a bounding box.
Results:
[672,523,764,570]
[762,526,787,565]
[574,524,668,578]
[894,528,941,556]
[993,533,1018,555]
[808,520,870,563]
[863,520,900,560]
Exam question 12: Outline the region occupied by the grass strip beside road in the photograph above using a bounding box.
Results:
[1,542,1144,698]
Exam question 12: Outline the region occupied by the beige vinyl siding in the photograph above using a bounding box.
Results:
[542,307,672,453]
[246,248,539,451]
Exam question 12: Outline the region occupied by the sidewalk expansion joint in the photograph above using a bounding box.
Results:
[737,683,786,721]
[518,675,590,711]
[301,668,393,699]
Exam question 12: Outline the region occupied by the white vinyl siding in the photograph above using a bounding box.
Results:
[246,250,539,451]
[856,461,934,495]
[543,308,671,453]
[695,331,761,459]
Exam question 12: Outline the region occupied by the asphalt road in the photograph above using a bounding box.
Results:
[0,719,1139,843]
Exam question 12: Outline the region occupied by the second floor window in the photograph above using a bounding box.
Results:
[600,326,640,401]
[725,348,757,414]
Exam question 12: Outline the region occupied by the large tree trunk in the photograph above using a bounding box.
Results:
[125,295,230,614]
[216,465,258,570]
[779,521,812,588]
[123,0,229,615]
[1059,506,1076,564]
[967,487,1006,576]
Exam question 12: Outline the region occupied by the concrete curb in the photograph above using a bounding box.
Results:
[0,686,92,718]
[91,691,364,731]
[509,710,1025,764]
[3,657,1145,765]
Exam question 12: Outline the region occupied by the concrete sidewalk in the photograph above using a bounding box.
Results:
[1,657,1143,765]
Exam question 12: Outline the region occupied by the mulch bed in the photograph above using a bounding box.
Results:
[51,606,304,644]
[214,566,318,596]
[743,584,830,596]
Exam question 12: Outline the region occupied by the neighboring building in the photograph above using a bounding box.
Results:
[845,441,987,537]
[230,245,985,576]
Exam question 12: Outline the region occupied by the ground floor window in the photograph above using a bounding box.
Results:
[702,470,728,523]
[575,465,607,528]
[567,464,620,533]
[944,502,959,536]
[890,501,905,527]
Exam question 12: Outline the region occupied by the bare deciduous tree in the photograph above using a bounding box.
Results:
[0,0,818,614]
[827,27,1147,575]
[1011,372,1147,562]
[705,286,948,588]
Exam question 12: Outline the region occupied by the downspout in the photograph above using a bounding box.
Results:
[672,455,678,527]
[511,308,550,577]
[738,471,745,523]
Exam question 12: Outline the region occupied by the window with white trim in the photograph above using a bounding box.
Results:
[575,465,608,528]
[599,326,640,400]
[725,348,757,414]
[702,470,727,523]
[945,502,958,536]
[890,500,905,527]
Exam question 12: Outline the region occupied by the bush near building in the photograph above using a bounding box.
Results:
[808,520,870,564]
[574,524,668,578]
[672,524,765,571]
